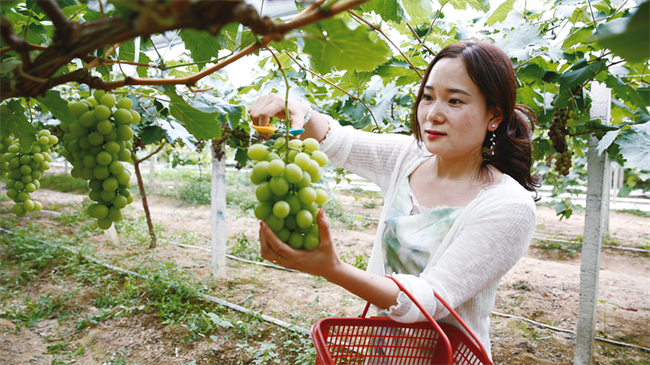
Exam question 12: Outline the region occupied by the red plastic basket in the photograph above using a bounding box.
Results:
[311,276,493,365]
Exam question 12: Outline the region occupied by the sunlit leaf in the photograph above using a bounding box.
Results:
[360,0,409,24]
[179,29,223,70]
[494,23,549,61]
[164,89,223,141]
[596,1,650,63]
[441,0,490,12]
[616,122,650,170]
[302,17,391,74]
[486,0,515,26]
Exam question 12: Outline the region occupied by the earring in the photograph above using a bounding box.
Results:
[489,131,496,156]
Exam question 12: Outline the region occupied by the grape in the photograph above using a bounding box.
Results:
[247,135,328,250]
[254,202,273,220]
[294,152,310,170]
[99,94,116,108]
[288,232,304,249]
[304,233,319,250]
[277,228,291,243]
[311,151,329,167]
[247,144,268,161]
[298,187,316,205]
[129,110,141,124]
[296,210,313,228]
[97,119,113,135]
[60,91,138,229]
[273,201,291,218]
[113,109,133,125]
[255,182,273,202]
[303,138,320,153]
[269,176,289,196]
[68,101,89,119]
[284,163,303,183]
[268,159,285,177]
[116,97,133,110]
[266,214,285,232]
[315,188,328,205]
[94,105,112,120]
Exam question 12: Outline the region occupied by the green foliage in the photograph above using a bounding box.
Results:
[1,0,649,221]
[228,232,263,262]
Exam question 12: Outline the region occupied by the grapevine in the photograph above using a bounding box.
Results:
[248,137,329,250]
[549,111,573,176]
[61,90,139,230]
[2,131,57,216]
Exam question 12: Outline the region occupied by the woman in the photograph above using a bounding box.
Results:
[248,41,538,356]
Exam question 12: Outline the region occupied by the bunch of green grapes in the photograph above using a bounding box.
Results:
[2,131,57,216]
[62,90,140,230]
[248,137,329,250]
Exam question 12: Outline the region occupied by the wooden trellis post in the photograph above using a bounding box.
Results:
[211,141,227,278]
[573,82,611,365]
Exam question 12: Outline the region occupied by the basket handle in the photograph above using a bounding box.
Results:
[433,291,490,358]
[361,276,490,362]
[359,276,454,364]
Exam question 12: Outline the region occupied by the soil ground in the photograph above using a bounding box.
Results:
[0,184,649,365]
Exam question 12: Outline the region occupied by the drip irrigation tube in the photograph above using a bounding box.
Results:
[491,312,650,353]
[0,227,310,336]
[532,236,650,253]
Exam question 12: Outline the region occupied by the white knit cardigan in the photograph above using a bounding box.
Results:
[319,118,537,354]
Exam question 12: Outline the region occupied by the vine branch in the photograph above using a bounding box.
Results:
[1,0,371,101]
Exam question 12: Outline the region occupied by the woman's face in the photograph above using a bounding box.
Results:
[417,57,501,162]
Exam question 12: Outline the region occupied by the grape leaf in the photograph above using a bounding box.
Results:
[179,29,223,70]
[559,60,606,90]
[157,118,193,146]
[1,1,21,10]
[441,0,490,12]
[302,17,391,74]
[140,126,165,146]
[36,90,76,126]
[486,0,515,26]
[596,1,650,64]
[616,122,650,170]
[360,0,409,24]
[0,99,37,147]
[494,23,549,61]
[119,40,153,78]
[190,93,246,130]
[401,0,433,23]
[596,130,620,155]
[164,90,223,140]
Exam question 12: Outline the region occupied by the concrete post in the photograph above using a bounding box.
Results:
[573,82,611,365]
[211,149,227,278]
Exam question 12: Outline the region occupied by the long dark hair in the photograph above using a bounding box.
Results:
[411,41,539,194]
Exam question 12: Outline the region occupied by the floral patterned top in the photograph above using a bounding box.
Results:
[382,177,464,276]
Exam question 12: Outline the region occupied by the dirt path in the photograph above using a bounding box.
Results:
[1,188,649,364]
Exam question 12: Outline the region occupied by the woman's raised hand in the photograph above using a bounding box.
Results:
[248,94,310,130]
